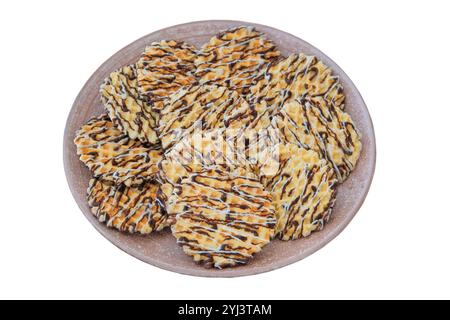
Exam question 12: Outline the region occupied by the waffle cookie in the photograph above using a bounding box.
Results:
[100,64,159,144]
[169,168,276,268]
[158,85,257,152]
[249,53,345,110]
[154,158,197,225]
[87,178,167,234]
[136,40,198,113]
[74,114,163,186]
[261,143,337,240]
[157,139,251,225]
[195,26,280,97]
[274,97,361,182]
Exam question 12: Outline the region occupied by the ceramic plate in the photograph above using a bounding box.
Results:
[63,20,376,277]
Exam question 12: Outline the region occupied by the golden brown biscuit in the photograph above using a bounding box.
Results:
[274,97,362,182]
[136,40,198,113]
[154,158,195,226]
[74,114,163,186]
[195,26,280,97]
[156,140,251,226]
[100,64,159,144]
[158,85,257,152]
[169,167,276,268]
[260,143,337,240]
[87,178,167,234]
[249,53,345,110]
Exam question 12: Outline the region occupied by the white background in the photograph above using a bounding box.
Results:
[0,0,449,299]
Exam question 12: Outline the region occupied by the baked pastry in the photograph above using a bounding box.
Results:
[74,114,162,186]
[169,167,276,268]
[136,40,198,113]
[88,178,167,234]
[101,64,159,144]
[195,26,280,98]
[260,143,337,240]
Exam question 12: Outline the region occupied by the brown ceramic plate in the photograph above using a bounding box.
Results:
[63,20,376,277]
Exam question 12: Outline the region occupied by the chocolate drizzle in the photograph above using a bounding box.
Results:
[260,144,337,240]
[136,40,198,113]
[169,168,276,269]
[195,26,281,98]
[248,53,346,114]
[158,85,257,152]
[87,178,167,234]
[274,97,361,182]
[74,114,163,186]
[101,64,159,144]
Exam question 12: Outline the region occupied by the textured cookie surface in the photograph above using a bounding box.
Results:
[156,148,251,225]
[274,97,361,182]
[261,144,337,240]
[158,85,257,152]
[74,114,163,186]
[195,26,280,97]
[87,179,167,234]
[154,159,199,225]
[100,64,159,144]
[249,53,345,110]
[169,168,276,269]
[136,40,198,112]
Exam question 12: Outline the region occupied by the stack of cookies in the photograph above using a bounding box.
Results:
[74,26,362,269]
